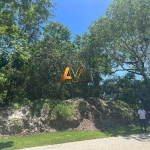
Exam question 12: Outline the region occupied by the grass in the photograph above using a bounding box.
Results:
[0,126,150,150]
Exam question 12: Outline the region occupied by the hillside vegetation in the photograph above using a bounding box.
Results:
[0,98,138,135]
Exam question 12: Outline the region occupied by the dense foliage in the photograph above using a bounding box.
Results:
[0,0,150,110]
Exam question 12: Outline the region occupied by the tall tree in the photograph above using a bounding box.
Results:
[25,22,80,101]
[0,0,54,46]
[90,0,150,80]
[74,32,112,97]
[89,0,150,101]
[0,0,54,105]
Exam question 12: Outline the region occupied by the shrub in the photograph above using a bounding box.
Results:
[31,98,61,117]
[9,118,23,128]
[12,103,21,110]
[31,99,45,117]
[53,102,75,121]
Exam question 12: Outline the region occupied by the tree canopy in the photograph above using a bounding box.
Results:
[0,0,150,109]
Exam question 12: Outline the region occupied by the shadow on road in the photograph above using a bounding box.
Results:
[100,126,140,136]
[123,133,150,141]
[100,126,150,141]
[0,141,14,150]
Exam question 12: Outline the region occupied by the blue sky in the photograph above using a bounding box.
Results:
[50,0,142,79]
[52,0,113,39]
[50,0,127,77]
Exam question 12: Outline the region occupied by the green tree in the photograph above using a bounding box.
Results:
[25,22,77,101]
[74,32,112,97]
[0,0,54,106]
[88,0,150,101]
[90,0,150,80]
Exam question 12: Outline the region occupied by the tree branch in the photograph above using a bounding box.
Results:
[112,69,142,76]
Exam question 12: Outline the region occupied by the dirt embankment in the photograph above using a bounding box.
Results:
[0,97,139,136]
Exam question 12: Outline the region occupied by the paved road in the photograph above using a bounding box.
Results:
[20,133,150,150]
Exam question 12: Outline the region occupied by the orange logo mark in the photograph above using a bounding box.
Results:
[61,66,90,83]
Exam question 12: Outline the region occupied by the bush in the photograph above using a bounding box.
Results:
[31,99,45,117]
[31,98,61,117]
[106,100,134,121]
[13,103,20,110]
[53,102,75,121]
[20,98,32,106]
